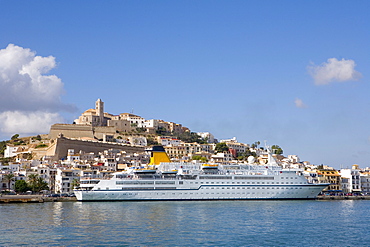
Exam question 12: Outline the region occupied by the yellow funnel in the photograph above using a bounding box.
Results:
[148,146,171,165]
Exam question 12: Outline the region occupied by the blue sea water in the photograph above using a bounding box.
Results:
[1,200,370,246]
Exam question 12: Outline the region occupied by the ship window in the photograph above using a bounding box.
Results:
[257,182,260,184]
[281,177,284,179]
[291,177,293,179]
[179,181,183,184]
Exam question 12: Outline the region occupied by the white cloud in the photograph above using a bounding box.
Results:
[308,58,362,85]
[0,44,69,112]
[0,44,74,138]
[0,111,63,134]
[295,98,307,108]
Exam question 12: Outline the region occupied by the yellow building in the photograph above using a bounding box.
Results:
[317,169,341,192]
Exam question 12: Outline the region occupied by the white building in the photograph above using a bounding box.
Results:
[4,145,19,158]
[340,165,362,194]
[157,136,181,146]
[127,136,147,146]
[55,168,80,193]
[197,132,215,143]
[360,173,370,194]
[210,152,233,164]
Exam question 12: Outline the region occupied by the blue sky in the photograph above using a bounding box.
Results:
[1,1,370,168]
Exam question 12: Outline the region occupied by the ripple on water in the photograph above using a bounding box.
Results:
[1,200,370,246]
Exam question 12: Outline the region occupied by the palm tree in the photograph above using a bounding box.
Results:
[4,173,15,191]
[27,174,39,192]
[71,178,80,190]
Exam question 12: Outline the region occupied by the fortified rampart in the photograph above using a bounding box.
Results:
[49,124,118,140]
[46,136,145,161]
[49,124,94,139]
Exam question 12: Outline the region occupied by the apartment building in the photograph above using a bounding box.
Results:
[55,169,80,193]
[340,165,362,193]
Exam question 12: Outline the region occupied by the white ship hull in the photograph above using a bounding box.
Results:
[75,174,328,201]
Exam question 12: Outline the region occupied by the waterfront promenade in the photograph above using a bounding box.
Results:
[0,195,77,203]
[1,194,370,203]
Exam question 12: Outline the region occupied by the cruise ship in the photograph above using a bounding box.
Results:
[74,146,329,201]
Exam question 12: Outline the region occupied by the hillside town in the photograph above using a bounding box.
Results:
[1,99,370,196]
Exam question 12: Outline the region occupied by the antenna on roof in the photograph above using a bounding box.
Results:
[131,108,134,114]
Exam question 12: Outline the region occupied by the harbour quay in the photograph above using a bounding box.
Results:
[317,195,370,200]
[0,195,77,203]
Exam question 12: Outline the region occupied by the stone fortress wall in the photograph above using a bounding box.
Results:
[49,124,94,139]
[49,124,117,140]
[46,136,145,161]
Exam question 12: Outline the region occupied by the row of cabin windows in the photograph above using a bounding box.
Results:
[189,181,305,185]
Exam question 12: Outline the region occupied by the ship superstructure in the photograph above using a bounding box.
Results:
[74,146,328,201]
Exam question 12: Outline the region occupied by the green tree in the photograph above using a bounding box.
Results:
[147,137,159,146]
[35,144,48,148]
[35,177,49,192]
[192,155,208,162]
[271,145,283,155]
[215,142,229,153]
[71,178,80,189]
[156,126,169,136]
[0,141,7,156]
[14,180,30,193]
[136,127,147,133]
[11,134,19,140]
[27,174,39,192]
[251,141,261,149]
[176,132,206,144]
[28,174,49,193]
[4,173,15,190]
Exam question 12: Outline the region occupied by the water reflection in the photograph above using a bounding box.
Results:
[1,200,370,246]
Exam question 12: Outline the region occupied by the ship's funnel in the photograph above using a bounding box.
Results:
[147,145,171,165]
